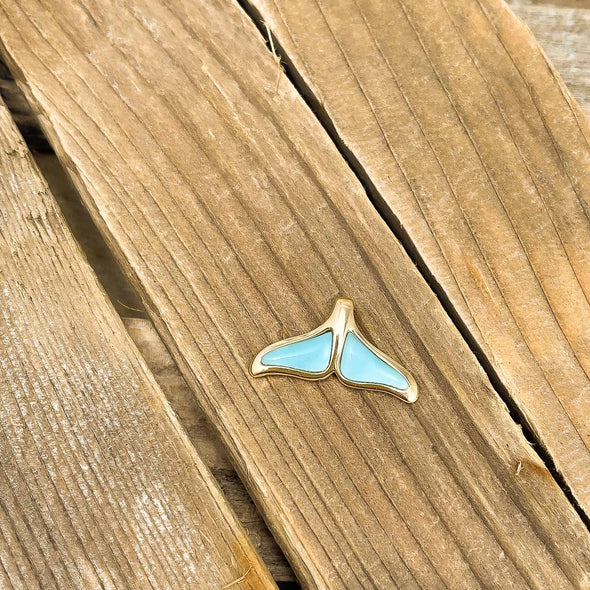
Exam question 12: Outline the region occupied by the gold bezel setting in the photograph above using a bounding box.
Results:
[251,298,418,403]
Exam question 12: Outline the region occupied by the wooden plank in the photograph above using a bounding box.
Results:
[33,147,297,583]
[507,0,590,114]
[0,98,275,589]
[245,0,590,516]
[123,317,297,583]
[1,0,590,587]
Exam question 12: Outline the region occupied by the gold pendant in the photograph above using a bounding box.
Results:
[251,298,418,403]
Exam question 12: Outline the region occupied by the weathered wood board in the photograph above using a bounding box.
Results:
[0,98,275,589]
[124,317,296,583]
[511,0,590,107]
[247,0,590,517]
[507,0,590,114]
[2,1,590,588]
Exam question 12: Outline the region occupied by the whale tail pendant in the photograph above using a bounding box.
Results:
[251,298,418,403]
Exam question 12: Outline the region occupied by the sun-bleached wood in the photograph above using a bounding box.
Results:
[123,317,296,583]
[507,0,590,114]
[0,98,275,590]
[2,0,590,587]
[34,147,297,582]
[248,0,590,517]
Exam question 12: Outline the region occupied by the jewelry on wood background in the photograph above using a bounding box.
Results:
[251,298,418,403]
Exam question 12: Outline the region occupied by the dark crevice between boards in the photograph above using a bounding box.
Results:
[235,0,590,532]
[0,59,299,589]
[1,51,146,319]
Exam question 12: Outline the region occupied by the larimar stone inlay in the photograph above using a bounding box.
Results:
[261,330,332,374]
[339,332,409,391]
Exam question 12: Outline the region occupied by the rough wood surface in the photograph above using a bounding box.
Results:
[34,148,297,583]
[248,0,590,516]
[0,98,275,589]
[507,0,590,113]
[2,1,590,588]
[124,317,296,583]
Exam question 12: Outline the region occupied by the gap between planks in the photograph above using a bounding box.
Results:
[1,0,590,588]
[0,95,277,590]
[238,0,590,527]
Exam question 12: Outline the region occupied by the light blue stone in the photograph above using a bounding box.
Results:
[261,331,333,374]
[339,332,409,390]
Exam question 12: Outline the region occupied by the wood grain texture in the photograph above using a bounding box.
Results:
[2,2,589,580]
[508,0,590,113]
[34,152,148,319]
[33,148,296,582]
[248,0,590,516]
[124,317,296,583]
[1,0,590,588]
[0,98,275,589]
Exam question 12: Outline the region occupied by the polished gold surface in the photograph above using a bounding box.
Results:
[251,299,418,403]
